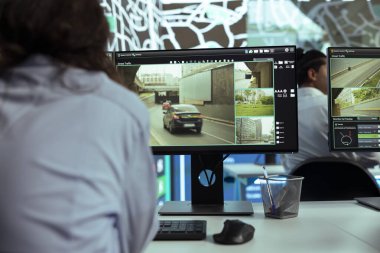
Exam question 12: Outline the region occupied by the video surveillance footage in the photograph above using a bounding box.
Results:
[112,47,298,152]
[329,48,380,150]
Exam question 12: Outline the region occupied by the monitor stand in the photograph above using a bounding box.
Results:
[159,153,254,215]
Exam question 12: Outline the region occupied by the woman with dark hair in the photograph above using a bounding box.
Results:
[282,48,380,173]
[0,1,157,253]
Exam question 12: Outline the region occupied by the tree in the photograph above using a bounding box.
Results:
[352,89,380,103]
[235,94,244,102]
[251,90,257,103]
[260,95,274,105]
[244,89,252,102]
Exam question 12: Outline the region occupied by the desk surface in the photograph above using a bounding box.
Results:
[144,201,380,253]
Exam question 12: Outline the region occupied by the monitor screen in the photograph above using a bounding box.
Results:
[114,46,298,154]
[328,47,380,151]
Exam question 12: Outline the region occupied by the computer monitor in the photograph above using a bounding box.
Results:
[114,46,298,215]
[328,47,380,151]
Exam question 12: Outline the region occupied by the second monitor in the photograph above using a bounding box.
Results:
[328,47,380,151]
[114,46,298,215]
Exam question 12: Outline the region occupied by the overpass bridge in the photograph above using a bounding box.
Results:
[142,86,179,92]
[134,76,179,92]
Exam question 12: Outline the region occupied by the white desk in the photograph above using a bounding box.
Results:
[144,201,380,253]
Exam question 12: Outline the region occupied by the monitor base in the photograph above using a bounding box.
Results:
[158,201,254,215]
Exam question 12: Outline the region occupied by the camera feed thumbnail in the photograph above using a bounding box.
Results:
[235,89,274,117]
[234,61,273,89]
[330,58,380,117]
[330,58,380,88]
[331,88,380,117]
[236,117,275,145]
[116,61,275,147]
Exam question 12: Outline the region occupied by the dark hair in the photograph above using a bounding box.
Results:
[296,48,326,86]
[0,0,120,82]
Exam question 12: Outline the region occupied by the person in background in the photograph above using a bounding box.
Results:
[281,48,380,173]
[0,1,157,253]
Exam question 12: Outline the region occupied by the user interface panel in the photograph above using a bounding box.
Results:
[114,46,298,153]
[328,47,380,151]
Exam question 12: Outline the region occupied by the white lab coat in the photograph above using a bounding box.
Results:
[0,55,158,253]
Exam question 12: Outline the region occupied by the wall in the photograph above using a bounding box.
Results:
[101,0,380,51]
[100,0,247,51]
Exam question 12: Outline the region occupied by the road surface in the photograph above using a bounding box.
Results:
[148,105,235,147]
[331,59,380,88]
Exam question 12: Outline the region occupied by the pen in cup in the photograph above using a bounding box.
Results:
[262,166,276,214]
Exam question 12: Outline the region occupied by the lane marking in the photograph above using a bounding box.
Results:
[201,130,235,144]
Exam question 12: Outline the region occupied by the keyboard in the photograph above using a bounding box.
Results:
[154,220,207,240]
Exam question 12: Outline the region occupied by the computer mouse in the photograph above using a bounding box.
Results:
[213,219,255,245]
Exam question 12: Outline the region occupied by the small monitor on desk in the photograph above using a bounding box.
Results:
[114,46,298,215]
[328,47,380,151]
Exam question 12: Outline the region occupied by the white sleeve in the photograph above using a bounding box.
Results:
[122,118,158,253]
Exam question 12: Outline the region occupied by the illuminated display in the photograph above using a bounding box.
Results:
[101,0,380,51]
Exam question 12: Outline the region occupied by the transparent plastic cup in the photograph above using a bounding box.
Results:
[259,175,304,219]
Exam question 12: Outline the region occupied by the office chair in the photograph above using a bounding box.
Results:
[290,157,380,201]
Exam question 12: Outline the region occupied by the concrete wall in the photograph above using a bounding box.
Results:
[340,97,380,117]
[180,70,212,104]
[198,64,235,122]
[245,62,273,88]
